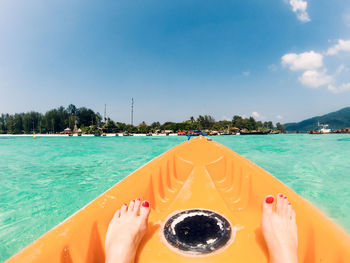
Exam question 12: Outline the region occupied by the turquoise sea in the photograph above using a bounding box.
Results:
[1,134,350,262]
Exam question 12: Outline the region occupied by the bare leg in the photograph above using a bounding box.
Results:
[261,194,298,263]
[105,199,150,263]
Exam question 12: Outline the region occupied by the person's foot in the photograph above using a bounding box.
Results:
[105,199,150,263]
[261,194,298,263]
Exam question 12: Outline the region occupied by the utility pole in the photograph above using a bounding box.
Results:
[104,104,107,123]
[131,98,134,126]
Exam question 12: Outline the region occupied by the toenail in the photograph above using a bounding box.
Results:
[142,201,149,207]
[124,203,127,206]
[288,202,291,205]
[265,196,274,204]
[131,200,135,202]
[136,198,141,201]
[279,194,283,197]
[284,196,287,199]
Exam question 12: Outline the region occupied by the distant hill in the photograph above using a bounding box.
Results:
[284,107,350,132]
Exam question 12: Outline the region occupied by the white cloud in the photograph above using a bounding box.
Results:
[276,115,283,120]
[326,39,350,56]
[242,71,250,76]
[268,64,278,71]
[281,40,350,93]
[288,0,310,22]
[328,83,350,94]
[281,51,323,71]
[335,64,346,75]
[299,70,333,88]
[252,111,264,120]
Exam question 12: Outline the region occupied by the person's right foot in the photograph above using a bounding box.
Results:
[261,194,298,263]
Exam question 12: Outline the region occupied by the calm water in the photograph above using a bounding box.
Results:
[1,134,350,261]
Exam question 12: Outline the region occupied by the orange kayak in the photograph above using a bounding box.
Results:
[6,136,350,262]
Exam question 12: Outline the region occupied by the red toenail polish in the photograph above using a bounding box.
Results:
[265,196,274,204]
[288,203,291,205]
[136,198,141,201]
[124,203,127,206]
[131,200,135,202]
[142,201,149,207]
[279,194,283,197]
[284,196,287,199]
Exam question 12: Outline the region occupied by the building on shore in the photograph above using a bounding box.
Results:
[63,128,72,135]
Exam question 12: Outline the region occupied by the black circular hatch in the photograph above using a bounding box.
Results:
[163,209,231,254]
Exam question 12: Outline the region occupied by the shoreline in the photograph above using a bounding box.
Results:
[1,133,348,137]
[0,133,179,137]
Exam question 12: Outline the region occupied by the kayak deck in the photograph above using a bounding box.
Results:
[7,136,350,262]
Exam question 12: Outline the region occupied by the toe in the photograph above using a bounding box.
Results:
[128,200,135,214]
[287,202,293,220]
[276,193,284,215]
[291,208,296,223]
[262,195,274,215]
[140,200,151,219]
[282,196,289,217]
[113,209,121,219]
[120,203,128,216]
[133,198,141,215]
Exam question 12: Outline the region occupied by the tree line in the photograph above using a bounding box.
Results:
[0,105,102,134]
[0,105,285,134]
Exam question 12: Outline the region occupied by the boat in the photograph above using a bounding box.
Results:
[308,122,332,134]
[318,123,331,134]
[6,136,350,262]
[219,131,231,135]
[240,130,270,135]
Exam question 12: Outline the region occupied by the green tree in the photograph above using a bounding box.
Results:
[197,115,215,130]
[125,124,137,133]
[77,107,100,127]
[247,117,257,131]
[232,115,243,129]
[263,121,274,130]
[213,120,231,131]
[177,120,193,131]
[184,118,200,130]
[161,122,177,131]
[150,122,161,131]
[116,122,127,132]
[102,118,118,133]
[137,121,149,133]
[7,114,24,134]
[276,122,285,133]
[67,104,77,115]
[0,114,8,134]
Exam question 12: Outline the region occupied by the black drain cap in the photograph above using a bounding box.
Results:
[163,209,231,254]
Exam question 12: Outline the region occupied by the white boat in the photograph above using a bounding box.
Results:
[318,122,331,134]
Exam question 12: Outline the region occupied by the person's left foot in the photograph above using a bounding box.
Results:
[105,199,150,263]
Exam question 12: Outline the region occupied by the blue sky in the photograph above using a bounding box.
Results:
[1,0,350,124]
